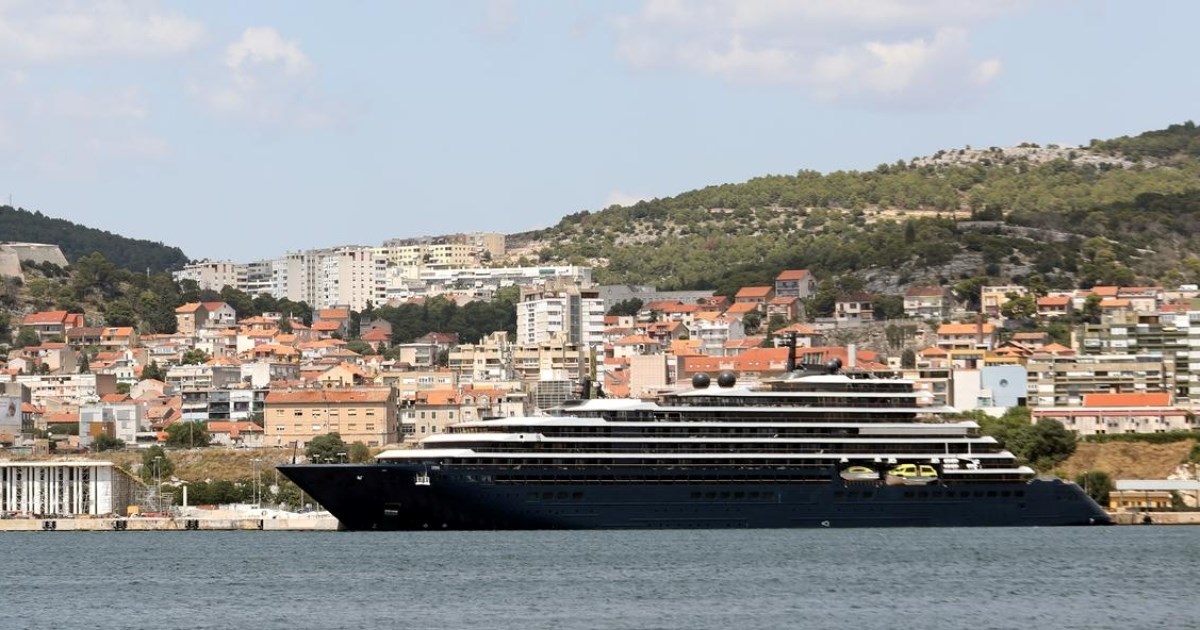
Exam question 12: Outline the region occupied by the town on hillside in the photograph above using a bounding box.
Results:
[1,237,1198,517]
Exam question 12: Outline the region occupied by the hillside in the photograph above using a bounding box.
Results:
[1058,441,1197,480]
[516,122,1200,298]
[0,205,188,272]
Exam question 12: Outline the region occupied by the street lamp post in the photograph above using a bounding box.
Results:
[153,456,162,513]
[250,458,262,508]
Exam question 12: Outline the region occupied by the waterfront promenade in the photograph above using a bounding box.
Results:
[0,514,339,531]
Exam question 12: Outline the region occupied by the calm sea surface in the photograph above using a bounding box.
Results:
[1,527,1197,630]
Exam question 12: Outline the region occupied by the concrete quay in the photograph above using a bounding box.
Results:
[0,515,340,532]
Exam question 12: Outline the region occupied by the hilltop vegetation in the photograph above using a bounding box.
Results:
[523,122,1200,296]
[0,205,188,272]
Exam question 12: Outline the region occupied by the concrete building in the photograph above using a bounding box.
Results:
[1079,309,1200,404]
[1026,354,1170,407]
[904,286,952,320]
[172,260,240,292]
[774,269,816,300]
[0,461,137,516]
[517,280,605,348]
[264,387,397,448]
[14,374,118,411]
[1033,392,1197,436]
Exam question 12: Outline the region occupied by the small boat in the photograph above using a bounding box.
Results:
[885,464,938,486]
[839,466,880,481]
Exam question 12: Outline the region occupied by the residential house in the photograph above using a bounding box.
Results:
[175,303,207,335]
[22,310,85,341]
[99,327,139,350]
[981,285,1027,319]
[689,316,746,357]
[314,307,352,337]
[903,286,951,320]
[734,286,774,305]
[774,269,816,300]
[766,296,801,322]
[200,302,238,328]
[207,421,265,447]
[835,293,874,323]
[935,322,998,351]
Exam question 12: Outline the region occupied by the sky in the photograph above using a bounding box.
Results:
[1,0,1199,262]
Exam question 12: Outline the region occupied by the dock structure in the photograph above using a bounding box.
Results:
[0,460,138,517]
[0,515,339,531]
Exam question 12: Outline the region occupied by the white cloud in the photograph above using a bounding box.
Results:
[481,0,517,35]
[0,0,204,62]
[604,190,650,208]
[197,26,333,129]
[225,26,312,78]
[613,0,1020,106]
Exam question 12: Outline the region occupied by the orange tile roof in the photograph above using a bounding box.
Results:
[1099,298,1131,307]
[100,394,131,403]
[615,334,658,346]
[768,296,798,305]
[904,286,945,297]
[207,421,264,436]
[175,302,204,313]
[918,347,948,356]
[725,302,761,314]
[775,323,817,335]
[418,390,458,405]
[23,310,71,325]
[311,321,342,331]
[1083,392,1171,407]
[1037,296,1071,306]
[735,286,773,298]
[775,269,810,281]
[724,337,765,349]
[1089,286,1119,297]
[937,323,996,335]
[266,388,392,404]
[317,308,351,319]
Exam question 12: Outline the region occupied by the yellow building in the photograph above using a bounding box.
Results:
[264,387,397,449]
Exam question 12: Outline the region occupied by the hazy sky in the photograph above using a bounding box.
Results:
[1,1,1197,262]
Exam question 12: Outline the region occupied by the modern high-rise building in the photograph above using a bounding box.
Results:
[516,280,605,348]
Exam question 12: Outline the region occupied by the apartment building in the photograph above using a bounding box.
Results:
[1026,353,1171,407]
[1033,392,1199,435]
[516,280,605,348]
[172,260,240,292]
[264,387,397,449]
[1079,309,1200,403]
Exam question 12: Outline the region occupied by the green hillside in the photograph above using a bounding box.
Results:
[0,205,189,272]
[523,122,1200,297]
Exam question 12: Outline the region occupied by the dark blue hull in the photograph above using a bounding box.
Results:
[278,463,1112,531]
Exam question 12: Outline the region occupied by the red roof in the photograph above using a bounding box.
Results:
[735,286,773,299]
[775,269,810,281]
[23,310,72,325]
[1083,392,1171,407]
[265,388,391,404]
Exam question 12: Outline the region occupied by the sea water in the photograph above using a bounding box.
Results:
[1,527,1197,630]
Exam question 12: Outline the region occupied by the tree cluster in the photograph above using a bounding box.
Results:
[0,205,188,272]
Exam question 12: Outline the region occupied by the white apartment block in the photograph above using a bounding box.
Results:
[278,246,386,311]
[516,281,605,348]
[173,260,240,292]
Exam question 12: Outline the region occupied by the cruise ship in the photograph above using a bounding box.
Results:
[278,360,1111,530]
